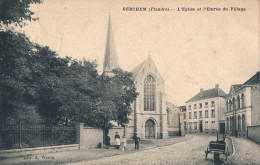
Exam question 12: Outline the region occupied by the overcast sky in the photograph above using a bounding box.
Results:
[19,0,259,106]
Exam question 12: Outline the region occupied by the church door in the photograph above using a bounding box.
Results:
[145,119,155,139]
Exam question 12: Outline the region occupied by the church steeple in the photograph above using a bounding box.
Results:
[103,16,119,76]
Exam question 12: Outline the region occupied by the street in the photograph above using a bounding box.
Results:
[67,135,233,165]
[1,135,259,165]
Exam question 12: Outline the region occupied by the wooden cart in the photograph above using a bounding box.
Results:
[205,133,228,162]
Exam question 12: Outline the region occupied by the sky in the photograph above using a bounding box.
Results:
[19,0,259,106]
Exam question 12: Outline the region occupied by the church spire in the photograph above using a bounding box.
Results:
[103,15,119,75]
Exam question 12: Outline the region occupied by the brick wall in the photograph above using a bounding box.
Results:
[77,124,103,149]
[248,125,260,143]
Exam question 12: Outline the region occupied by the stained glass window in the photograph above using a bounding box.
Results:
[144,75,156,111]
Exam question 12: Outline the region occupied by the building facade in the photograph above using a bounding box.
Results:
[225,72,260,137]
[184,85,227,134]
[102,17,183,139]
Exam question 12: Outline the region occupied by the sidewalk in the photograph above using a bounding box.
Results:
[0,136,190,165]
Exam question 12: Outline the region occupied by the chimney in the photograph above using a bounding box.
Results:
[200,88,203,92]
[215,84,219,89]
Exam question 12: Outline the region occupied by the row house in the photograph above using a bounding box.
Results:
[184,84,227,134]
[225,71,260,137]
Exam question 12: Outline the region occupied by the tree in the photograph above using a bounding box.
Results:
[0,30,42,125]
[104,68,138,126]
[0,0,42,29]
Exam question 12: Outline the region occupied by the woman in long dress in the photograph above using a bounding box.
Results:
[114,132,120,149]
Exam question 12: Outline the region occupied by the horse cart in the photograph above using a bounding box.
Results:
[205,133,229,162]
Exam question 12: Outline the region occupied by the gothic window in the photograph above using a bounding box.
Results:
[144,75,156,111]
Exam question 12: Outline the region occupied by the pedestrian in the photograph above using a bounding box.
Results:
[121,136,127,151]
[133,133,140,151]
[105,134,110,149]
[114,132,120,149]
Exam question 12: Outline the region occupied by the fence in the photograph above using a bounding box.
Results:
[0,124,77,150]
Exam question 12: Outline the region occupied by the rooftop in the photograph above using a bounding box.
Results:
[186,85,227,103]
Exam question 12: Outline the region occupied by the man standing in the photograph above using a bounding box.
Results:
[133,133,140,151]
[105,134,110,149]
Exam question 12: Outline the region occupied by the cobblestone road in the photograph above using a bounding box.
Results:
[69,135,229,165]
[225,137,260,165]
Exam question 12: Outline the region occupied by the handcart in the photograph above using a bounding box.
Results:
[205,133,228,162]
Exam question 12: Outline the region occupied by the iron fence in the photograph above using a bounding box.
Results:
[0,124,77,150]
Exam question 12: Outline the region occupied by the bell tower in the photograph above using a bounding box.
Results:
[102,16,120,76]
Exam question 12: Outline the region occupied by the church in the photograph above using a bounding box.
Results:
[103,16,183,139]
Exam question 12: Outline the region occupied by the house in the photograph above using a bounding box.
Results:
[225,71,260,137]
[185,85,227,134]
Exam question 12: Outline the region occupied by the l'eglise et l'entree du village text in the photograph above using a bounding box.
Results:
[123,7,171,11]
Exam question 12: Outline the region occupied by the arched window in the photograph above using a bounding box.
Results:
[226,118,229,130]
[230,116,233,130]
[237,95,240,109]
[241,93,245,108]
[242,114,246,130]
[238,115,241,130]
[226,101,229,112]
[229,100,232,111]
[144,75,156,111]
[232,97,236,110]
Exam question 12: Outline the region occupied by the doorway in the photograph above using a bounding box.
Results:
[220,123,225,134]
[199,121,203,133]
[145,119,155,139]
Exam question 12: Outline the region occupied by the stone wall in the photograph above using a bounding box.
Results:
[77,123,103,149]
[248,125,260,143]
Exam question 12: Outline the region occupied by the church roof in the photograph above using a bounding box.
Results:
[131,55,164,81]
[186,87,227,103]
[103,16,120,74]
[131,60,146,79]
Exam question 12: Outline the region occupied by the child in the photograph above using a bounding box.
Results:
[121,136,127,151]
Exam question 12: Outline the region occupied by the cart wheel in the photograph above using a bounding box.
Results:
[205,147,208,160]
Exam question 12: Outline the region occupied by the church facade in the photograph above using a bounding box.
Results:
[103,16,183,139]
